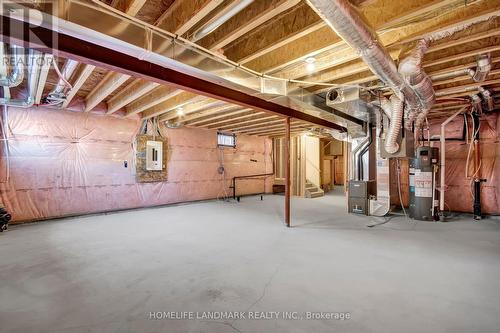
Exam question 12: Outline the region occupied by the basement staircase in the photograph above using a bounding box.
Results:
[305,180,324,198]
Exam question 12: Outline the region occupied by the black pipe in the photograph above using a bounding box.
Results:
[231,142,275,200]
[358,125,373,181]
[472,111,482,220]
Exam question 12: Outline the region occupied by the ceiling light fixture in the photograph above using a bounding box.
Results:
[305,57,316,72]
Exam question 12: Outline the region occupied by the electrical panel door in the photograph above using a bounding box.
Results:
[146,140,163,171]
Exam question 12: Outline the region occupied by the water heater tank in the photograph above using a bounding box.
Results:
[409,147,439,221]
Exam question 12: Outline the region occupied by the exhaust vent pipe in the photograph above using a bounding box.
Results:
[0,44,25,87]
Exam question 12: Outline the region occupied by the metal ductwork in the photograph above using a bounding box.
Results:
[431,68,475,82]
[306,0,420,112]
[45,59,79,106]
[0,49,43,107]
[430,54,490,83]
[306,0,433,156]
[472,54,491,82]
[0,44,25,88]
[351,134,371,181]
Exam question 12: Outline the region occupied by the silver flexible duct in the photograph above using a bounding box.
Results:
[398,40,435,130]
[306,0,420,112]
[45,59,79,105]
[0,49,43,107]
[379,96,392,120]
[472,55,491,82]
[384,95,404,154]
[0,44,25,87]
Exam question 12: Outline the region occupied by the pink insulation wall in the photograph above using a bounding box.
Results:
[426,112,499,215]
[0,107,273,223]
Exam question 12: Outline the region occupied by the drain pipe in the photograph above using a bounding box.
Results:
[439,106,467,220]
[0,44,24,87]
[0,49,43,107]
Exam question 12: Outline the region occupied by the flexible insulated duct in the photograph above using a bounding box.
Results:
[305,0,420,112]
[0,49,43,107]
[0,44,25,87]
[384,95,404,154]
[398,40,435,129]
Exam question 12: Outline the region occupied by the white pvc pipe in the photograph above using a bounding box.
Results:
[439,107,468,212]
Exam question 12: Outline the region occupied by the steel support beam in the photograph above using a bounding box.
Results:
[0,14,345,131]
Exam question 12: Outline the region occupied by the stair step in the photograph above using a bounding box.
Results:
[309,192,324,198]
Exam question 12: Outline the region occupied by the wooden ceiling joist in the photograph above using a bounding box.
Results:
[141,92,201,119]
[107,80,158,114]
[214,115,280,131]
[61,64,95,108]
[155,0,221,37]
[126,86,182,116]
[223,1,322,64]
[85,72,130,112]
[160,99,225,121]
[198,0,301,50]
[192,110,260,127]
[185,107,250,125]
[243,0,466,74]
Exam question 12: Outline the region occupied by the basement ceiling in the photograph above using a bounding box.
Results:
[20,0,500,137]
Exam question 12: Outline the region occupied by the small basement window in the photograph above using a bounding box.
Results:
[217,132,236,148]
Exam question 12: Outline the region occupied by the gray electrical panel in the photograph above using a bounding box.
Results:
[409,147,439,221]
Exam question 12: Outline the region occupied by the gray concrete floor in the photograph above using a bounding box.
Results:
[1,189,500,333]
